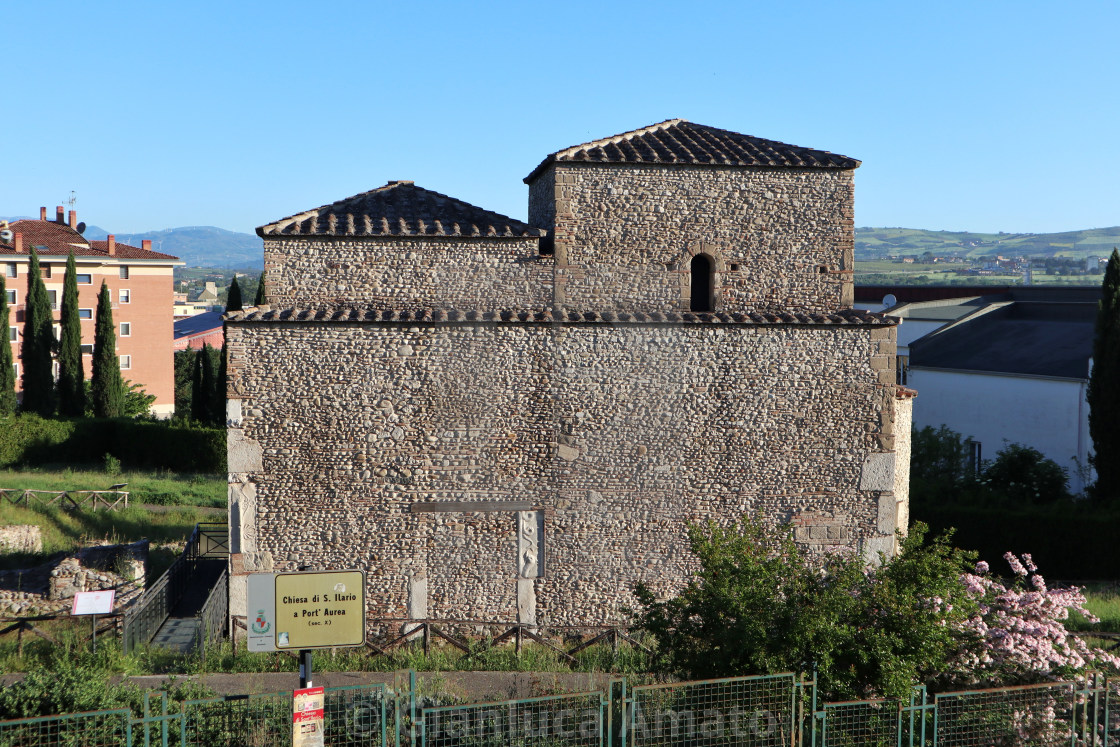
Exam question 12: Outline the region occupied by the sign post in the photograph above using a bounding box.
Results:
[71,590,115,653]
[271,568,365,738]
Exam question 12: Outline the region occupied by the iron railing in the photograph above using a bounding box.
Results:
[122,523,229,654]
[195,567,228,655]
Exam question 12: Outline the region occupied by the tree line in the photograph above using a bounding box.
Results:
[0,248,152,418]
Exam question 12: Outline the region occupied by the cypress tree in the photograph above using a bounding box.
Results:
[57,251,85,416]
[1088,248,1120,501]
[254,271,266,306]
[20,247,56,416]
[214,340,227,426]
[191,344,219,423]
[190,347,206,422]
[226,277,243,312]
[91,281,124,417]
[0,276,16,415]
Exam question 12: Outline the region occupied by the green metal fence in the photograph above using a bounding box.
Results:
[420,690,607,747]
[181,682,389,747]
[0,708,132,747]
[4,673,1120,747]
[626,673,800,747]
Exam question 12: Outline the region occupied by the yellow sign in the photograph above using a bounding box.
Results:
[274,570,365,649]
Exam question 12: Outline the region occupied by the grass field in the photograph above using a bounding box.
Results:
[0,469,225,571]
[1068,587,1120,632]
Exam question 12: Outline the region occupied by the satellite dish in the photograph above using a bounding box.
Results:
[76,222,87,234]
[882,294,898,308]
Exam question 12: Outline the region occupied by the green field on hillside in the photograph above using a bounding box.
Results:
[856,226,1120,260]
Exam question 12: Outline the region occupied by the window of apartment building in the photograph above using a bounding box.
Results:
[40,264,51,279]
[11,362,17,380]
[52,324,60,341]
[79,308,93,320]
[48,290,58,310]
[5,289,14,305]
[120,322,131,337]
[119,266,130,279]
[80,344,93,355]
[76,273,92,284]
[8,327,15,342]
[119,355,132,370]
[119,289,131,304]
[3,263,16,278]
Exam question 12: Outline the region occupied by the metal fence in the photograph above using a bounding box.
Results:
[420,690,607,747]
[626,673,801,747]
[3,673,1120,747]
[0,708,132,747]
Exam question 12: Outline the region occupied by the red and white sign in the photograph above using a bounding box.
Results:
[292,686,325,747]
[71,590,115,616]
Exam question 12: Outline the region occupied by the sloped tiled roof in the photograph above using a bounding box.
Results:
[525,119,860,182]
[257,181,545,239]
[88,239,179,260]
[227,305,894,327]
[0,219,179,260]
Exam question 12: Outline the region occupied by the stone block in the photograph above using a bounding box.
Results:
[0,525,41,553]
[859,452,895,492]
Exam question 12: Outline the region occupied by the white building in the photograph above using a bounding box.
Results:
[894,288,1097,493]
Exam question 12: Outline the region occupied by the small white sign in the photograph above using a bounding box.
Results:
[246,572,277,652]
[71,590,115,616]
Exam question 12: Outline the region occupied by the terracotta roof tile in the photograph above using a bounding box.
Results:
[226,305,894,327]
[525,119,860,182]
[257,181,545,239]
[0,220,179,260]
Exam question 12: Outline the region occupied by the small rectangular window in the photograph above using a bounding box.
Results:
[76,274,92,284]
[41,265,52,279]
[79,308,93,320]
[119,266,130,280]
[5,289,15,305]
[4,263,16,278]
[119,289,131,304]
[120,322,131,337]
[119,355,132,370]
[80,344,94,355]
[48,290,58,310]
[967,440,983,475]
[8,327,15,342]
[52,324,60,341]
[897,355,909,386]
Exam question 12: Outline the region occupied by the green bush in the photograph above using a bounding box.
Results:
[634,517,977,701]
[0,414,225,473]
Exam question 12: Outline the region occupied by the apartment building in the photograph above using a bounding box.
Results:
[1,206,182,417]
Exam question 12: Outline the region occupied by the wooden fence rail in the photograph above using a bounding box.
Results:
[0,488,129,511]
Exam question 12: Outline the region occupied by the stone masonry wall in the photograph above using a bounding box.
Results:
[227,319,899,626]
[263,237,551,310]
[528,163,855,314]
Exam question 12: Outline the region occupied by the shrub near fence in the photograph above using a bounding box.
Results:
[0,415,225,473]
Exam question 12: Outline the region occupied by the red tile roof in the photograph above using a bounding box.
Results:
[525,119,860,182]
[0,220,178,260]
[257,181,545,239]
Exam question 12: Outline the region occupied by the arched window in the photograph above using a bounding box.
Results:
[690,254,713,312]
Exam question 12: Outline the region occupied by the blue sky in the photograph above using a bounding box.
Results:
[3,0,1117,235]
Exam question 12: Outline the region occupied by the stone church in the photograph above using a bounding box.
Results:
[225,119,911,627]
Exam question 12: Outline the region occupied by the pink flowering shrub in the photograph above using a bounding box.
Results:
[947,552,1120,686]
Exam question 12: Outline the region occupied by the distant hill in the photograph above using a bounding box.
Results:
[856,226,1120,260]
[85,226,262,269]
[0,218,262,269]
